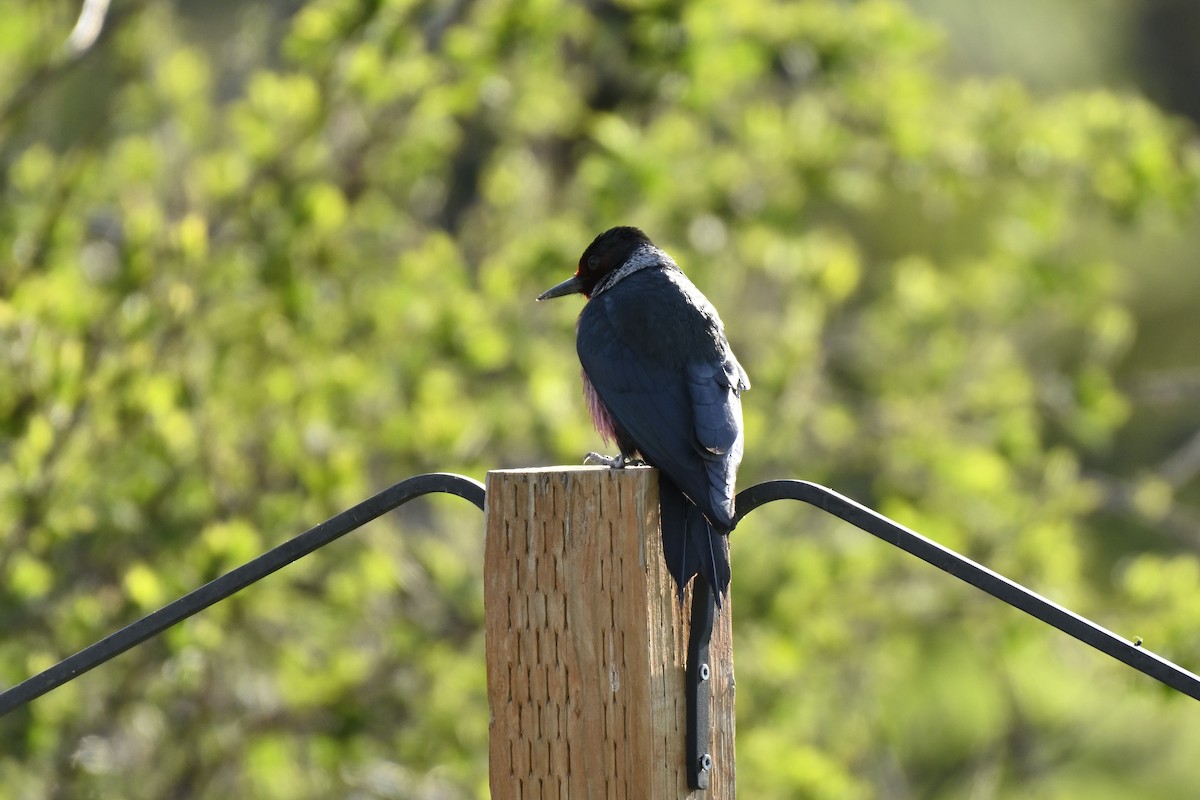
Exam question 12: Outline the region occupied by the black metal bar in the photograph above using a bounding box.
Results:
[685,577,716,790]
[734,479,1200,702]
[0,472,486,718]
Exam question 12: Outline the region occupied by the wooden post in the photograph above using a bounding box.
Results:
[484,466,735,799]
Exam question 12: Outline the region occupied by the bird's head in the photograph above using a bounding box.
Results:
[537,226,654,301]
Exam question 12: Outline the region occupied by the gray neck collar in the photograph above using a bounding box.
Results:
[592,245,675,297]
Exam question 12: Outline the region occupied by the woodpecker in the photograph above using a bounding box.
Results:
[538,226,750,603]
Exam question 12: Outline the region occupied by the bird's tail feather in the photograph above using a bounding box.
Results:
[659,479,731,606]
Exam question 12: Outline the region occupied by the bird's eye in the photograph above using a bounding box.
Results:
[587,255,599,270]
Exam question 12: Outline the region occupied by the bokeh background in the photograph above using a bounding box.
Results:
[2,0,1199,797]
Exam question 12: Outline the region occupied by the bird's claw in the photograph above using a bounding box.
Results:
[584,452,647,469]
[584,452,625,468]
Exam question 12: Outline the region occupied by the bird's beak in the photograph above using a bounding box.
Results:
[536,274,583,301]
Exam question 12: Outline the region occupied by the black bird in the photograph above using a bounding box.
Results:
[538,226,750,603]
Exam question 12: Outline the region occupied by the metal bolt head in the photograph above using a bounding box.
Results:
[699,662,710,681]
[699,753,713,772]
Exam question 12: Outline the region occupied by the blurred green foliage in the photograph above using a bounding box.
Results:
[2,0,1199,797]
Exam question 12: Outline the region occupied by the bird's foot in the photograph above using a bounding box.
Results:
[584,452,646,469]
[584,452,625,468]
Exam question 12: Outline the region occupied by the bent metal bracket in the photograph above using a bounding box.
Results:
[1,473,1198,790]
